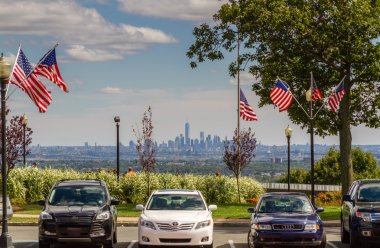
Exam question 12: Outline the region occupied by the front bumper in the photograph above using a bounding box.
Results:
[138,224,213,246]
[251,229,323,247]
[39,218,113,244]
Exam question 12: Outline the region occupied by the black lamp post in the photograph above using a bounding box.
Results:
[114,116,120,181]
[21,115,28,166]
[0,54,14,248]
[285,125,293,192]
[306,89,316,206]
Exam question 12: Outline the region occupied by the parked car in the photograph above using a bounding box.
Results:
[247,192,326,248]
[38,179,119,248]
[341,179,380,248]
[0,196,13,221]
[136,189,217,247]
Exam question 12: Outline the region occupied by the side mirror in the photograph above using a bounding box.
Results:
[342,195,352,202]
[37,199,45,206]
[247,207,255,213]
[110,199,120,206]
[316,207,324,213]
[208,205,217,211]
[136,204,144,211]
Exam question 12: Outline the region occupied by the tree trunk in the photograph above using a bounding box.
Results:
[339,73,353,195]
[236,174,241,204]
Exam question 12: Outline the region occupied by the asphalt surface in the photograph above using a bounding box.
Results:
[7,226,353,248]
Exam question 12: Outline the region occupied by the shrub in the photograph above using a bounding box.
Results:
[315,191,342,206]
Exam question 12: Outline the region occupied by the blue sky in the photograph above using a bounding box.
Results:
[1,0,379,146]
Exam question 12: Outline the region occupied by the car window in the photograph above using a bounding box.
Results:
[48,186,106,206]
[257,195,313,214]
[146,194,206,210]
[357,183,380,202]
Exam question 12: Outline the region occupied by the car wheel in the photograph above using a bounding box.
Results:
[319,231,327,248]
[103,233,114,248]
[349,229,361,248]
[247,230,262,248]
[341,220,349,243]
[38,242,50,248]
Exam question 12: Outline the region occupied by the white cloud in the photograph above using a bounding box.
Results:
[100,87,122,94]
[117,0,227,21]
[229,71,261,85]
[0,0,177,61]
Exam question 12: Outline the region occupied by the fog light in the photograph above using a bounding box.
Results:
[201,236,209,242]
[90,229,106,237]
[142,236,150,242]
[44,231,56,236]
[362,231,372,237]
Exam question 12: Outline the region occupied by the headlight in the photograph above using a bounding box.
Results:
[40,211,53,220]
[195,220,211,229]
[356,212,371,222]
[140,219,156,230]
[252,224,272,230]
[96,211,110,220]
[304,224,320,230]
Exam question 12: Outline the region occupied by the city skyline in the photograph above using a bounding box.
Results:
[0,0,379,147]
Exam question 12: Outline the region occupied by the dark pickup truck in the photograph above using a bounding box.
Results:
[341,179,380,248]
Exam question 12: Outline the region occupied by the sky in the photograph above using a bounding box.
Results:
[0,0,379,146]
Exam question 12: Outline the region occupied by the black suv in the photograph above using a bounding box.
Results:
[38,180,119,248]
[341,179,380,248]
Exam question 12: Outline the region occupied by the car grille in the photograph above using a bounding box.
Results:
[156,222,194,231]
[371,213,380,222]
[159,238,191,243]
[272,224,303,231]
[56,216,93,223]
[58,226,91,237]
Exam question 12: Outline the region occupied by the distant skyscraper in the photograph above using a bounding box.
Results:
[185,121,190,146]
[200,131,205,148]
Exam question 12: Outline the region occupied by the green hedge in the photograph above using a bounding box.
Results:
[6,167,265,205]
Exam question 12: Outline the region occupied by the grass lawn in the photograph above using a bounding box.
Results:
[12,203,341,222]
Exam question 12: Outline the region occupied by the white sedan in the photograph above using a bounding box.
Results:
[136,189,217,248]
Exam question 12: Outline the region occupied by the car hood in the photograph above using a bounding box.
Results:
[254,213,319,224]
[46,205,104,216]
[355,202,380,212]
[142,210,211,223]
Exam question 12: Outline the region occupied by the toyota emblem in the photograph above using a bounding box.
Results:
[172,222,179,226]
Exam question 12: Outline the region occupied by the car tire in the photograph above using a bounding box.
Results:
[247,230,262,248]
[349,229,361,248]
[319,231,327,248]
[103,233,114,248]
[138,244,147,248]
[341,220,349,243]
[38,242,50,248]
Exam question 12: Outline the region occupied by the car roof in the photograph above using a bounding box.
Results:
[356,179,380,185]
[152,189,200,195]
[55,180,105,187]
[261,192,308,197]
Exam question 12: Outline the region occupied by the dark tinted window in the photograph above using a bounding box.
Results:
[147,194,206,210]
[357,183,380,202]
[258,195,313,214]
[48,186,106,206]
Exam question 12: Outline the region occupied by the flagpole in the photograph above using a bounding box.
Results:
[5,45,21,98]
[310,71,315,206]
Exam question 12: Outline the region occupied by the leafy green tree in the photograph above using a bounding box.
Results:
[187,0,380,194]
[278,168,309,184]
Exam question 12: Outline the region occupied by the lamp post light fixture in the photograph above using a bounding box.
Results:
[114,116,120,181]
[306,88,316,206]
[21,115,28,166]
[285,125,293,192]
[0,54,14,248]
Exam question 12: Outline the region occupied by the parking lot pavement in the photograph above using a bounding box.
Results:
[10,226,352,248]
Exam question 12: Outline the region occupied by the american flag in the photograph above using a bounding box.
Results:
[311,78,323,101]
[240,89,257,121]
[9,49,52,113]
[33,48,68,92]
[270,79,293,112]
[327,79,346,112]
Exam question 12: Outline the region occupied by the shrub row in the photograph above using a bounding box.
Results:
[6,167,265,205]
[315,191,342,206]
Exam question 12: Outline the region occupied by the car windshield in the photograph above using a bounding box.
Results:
[48,186,106,206]
[257,195,313,214]
[146,194,206,210]
[357,183,380,202]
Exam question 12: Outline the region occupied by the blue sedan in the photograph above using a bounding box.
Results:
[247,192,326,248]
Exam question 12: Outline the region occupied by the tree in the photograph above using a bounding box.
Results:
[223,128,256,203]
[187,0,380,194]
[278,168,309,184]
[133,106,156,199]
[0,111,33,174]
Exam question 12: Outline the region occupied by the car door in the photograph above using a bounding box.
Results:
[342,182,358,229]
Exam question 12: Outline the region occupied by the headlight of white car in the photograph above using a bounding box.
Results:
[252,224,272,230]
[195,220,211,229]
[96,211,110,220]
[304,224,320,230]
[40,211,53,220]
[140,219,156,230]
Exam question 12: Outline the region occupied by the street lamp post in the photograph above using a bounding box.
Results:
[0,54,14,248]
[285,125,293,192]
[306,89,316,206]
[114,116,120,181]
[21,115,28,166]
